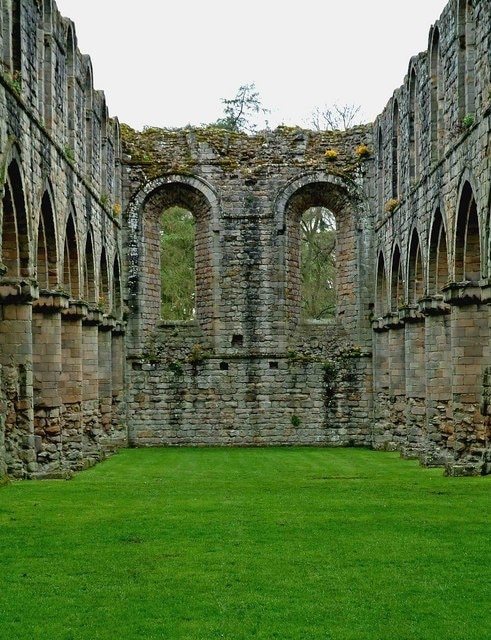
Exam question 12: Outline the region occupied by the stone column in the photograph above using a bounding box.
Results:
[419,296,453,466]
[371,317,391,449]
[444,283,489,474]
[60,301,88,471]
[31,291,69,476]
[82,308,102,465]
[98,315,115,450]
[111,321,127,447]
[0,280,37,477]
[402,307,425,458]
[387,313,406,448]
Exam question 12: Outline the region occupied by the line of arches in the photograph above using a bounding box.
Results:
[375,178,482,312]
[1,156,123,314]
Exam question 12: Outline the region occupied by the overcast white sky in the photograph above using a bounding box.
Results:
[54,0,448,131]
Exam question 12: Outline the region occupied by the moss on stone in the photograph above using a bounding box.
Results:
[121,121,373,181]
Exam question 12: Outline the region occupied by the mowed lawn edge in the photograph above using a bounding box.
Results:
[0,447,489,640]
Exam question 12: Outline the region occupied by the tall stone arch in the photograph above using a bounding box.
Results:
[454,179,480,283]
[36,187,58,291]
[62,206,80,299]
[407,228,424,305]
[427,206,449,295]
[126,173,221,353]
[1,155,31,280]
[274,171,367,341]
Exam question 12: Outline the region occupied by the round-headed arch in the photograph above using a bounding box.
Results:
[274,171,361,229]
[274,171,364,327]
[128,173,221,226]
[126,173,221,329]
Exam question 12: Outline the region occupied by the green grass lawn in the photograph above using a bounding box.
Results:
[0,447,490,640]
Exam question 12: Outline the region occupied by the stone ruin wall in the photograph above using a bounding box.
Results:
[0,0,126,478]
[371,0,491,474]
[0,0,490,478]
[122,126,374,448]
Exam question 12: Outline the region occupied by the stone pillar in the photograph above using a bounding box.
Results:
[82,308,102,465]
[60,301,88,471]
[444,283,489,474]
[32,292,69,475]
[402,308,425,458]
[0,281,37,477]
[420,296,453,466]
[98,315,115,450]
[371,318,391,449]
[387,314,406,447]
[111,321,127,447]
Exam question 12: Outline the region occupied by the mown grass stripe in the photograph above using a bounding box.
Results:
[0,447,489,640]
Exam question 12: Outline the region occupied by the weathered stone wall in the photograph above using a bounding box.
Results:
[122,126,374,448]
[372,0,491,474]
[127,320,372,447]
[0,0,126,477]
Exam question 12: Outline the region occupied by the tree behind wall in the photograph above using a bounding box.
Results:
[301,207,336,319]
[160,207,195,321]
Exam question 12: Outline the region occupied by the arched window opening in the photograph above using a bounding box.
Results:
[1,161,29,278]
[375,252,388,317]
[300,206,336,319]
[428,209,449,294]
[390,245,404,310]
[457,0,476,119]
[283,179,353,326]
[42,0,54,130]
[11,0,21,75]
[112,254,122,318]
[409,69,420,183]
[37,192,57,290]
[63,213,79,298]
[391,101,400,199]
[99,247,109,312]
[455,181,480,282]
[83,232,96,303]
[160,206,196,321]
[100,105,109,193]
[430,27,444,162]
[66,23,76,153]
[113,120,122,203]
[84,64,93,174]
[408,230,424,304]
[2,1,12,67]
[377,126,384,212]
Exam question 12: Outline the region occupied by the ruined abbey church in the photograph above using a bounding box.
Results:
[0,0,490,479]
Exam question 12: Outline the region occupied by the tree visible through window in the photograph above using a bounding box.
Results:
[301,207,336,319]
[160,206,195,320]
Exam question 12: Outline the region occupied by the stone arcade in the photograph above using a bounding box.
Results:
[0,0,489,478]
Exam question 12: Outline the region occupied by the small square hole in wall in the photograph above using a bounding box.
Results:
[269,361,279,369]
[220,361,229,371]
[231,334,243,347]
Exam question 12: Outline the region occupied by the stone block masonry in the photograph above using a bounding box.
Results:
[0,0,490,477]
[0,0,125,477]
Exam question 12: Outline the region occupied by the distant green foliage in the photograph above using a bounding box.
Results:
[301,207,336,319]
[160,206,195,320]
